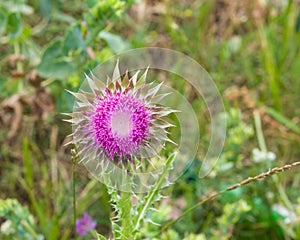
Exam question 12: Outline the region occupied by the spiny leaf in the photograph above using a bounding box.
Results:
[97,233,107,240]
[133,153,176,232]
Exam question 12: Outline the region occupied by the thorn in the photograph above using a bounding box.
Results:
[112,59,121,83]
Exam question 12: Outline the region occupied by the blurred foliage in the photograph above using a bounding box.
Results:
[0,0,300,239]
[0,198,44,239]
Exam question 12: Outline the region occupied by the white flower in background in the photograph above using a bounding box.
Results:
[272,204,297,224]
[252,148,276,163]
[0,220,15,235]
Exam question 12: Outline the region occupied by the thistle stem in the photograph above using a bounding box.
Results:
[71,149,78,240]
[14,41,23,74]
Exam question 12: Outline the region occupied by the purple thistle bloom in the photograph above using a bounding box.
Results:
[65,62,174,167]
[93,91,151,161]
[76,212,96,237]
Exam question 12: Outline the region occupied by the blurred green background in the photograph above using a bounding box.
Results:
[0,0,300,239]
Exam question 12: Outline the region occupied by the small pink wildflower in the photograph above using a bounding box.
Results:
[76,212,96,237]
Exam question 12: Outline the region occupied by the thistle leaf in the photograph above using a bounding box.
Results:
[97,233,107,240]
[133,153,176,232]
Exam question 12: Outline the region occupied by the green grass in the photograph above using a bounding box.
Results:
[0,0,300,239]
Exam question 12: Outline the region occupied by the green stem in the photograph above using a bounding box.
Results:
[14,41,23,74]
[264,107,300,135]
[72,149,78,240]
[254,110,267,153]
[41,78,56,87]
[21,220,40,238]
[120,169,134,239]
[254,110,293,209]
[258,24,281,111]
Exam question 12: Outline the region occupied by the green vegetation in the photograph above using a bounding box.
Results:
[0,0,300,239]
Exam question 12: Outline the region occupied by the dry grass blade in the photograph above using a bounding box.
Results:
[161,161,300,233]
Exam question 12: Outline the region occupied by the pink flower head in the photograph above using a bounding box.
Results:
[92,90,151,161]
[76,212,96,237]
[66,62,174,167]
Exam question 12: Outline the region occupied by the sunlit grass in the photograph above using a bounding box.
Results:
[0,0,299,239]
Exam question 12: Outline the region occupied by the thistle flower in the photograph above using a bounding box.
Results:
[66,62,174,168]
[76,212,96,237]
